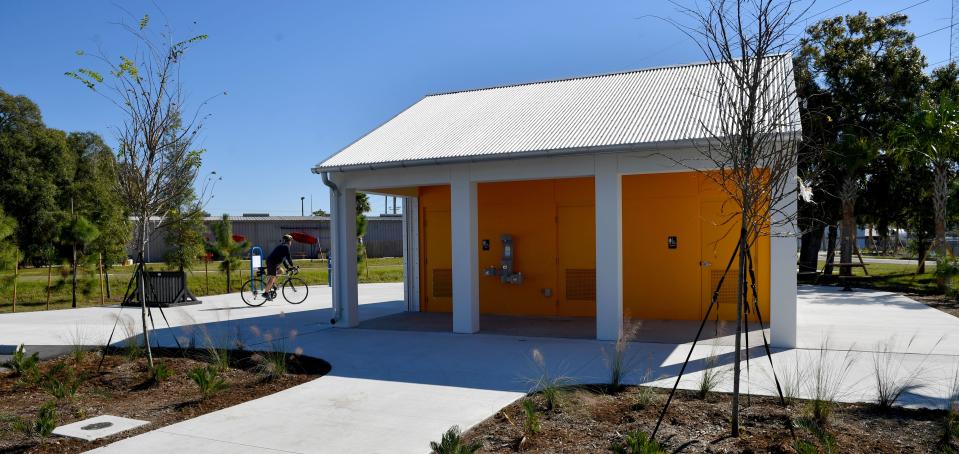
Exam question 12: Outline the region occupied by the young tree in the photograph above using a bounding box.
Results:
[661,0,808,438]
[210,214,248,293]
[798,12,926,275]
[67,14,214,366]
[356,193,370,263]
[163,205,207,271]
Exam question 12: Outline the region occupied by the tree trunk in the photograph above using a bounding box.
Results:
[731,226,747,437]
[917,239,928,274]
[105,264,111,299]
[138,217,154,367]
[46,262,52,310]
[933,162,950,288]
[71,244,78,308]
[799,225,825,273]
[839,176,858,277]
[824,224,838,275]
[226,262,231,293]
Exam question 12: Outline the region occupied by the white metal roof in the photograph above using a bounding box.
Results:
[314,56,799,172]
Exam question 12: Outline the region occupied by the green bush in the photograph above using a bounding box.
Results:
[2,344,39,378]
[429,425,481,454]
[521,399,540,436]
[188,365,228,398]
[148,362,173,384]
[40,363,83,401]
[611,430,666,454]
[12,400,58,438]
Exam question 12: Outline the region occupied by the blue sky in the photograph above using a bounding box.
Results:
[0,1,953,216]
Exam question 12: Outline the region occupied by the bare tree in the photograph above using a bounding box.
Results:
[67,13,218,366]
[654,0,811,438]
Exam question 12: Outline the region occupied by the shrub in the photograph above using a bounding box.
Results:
[697,349,728,400]
[429,425,482,454]
[2,345,39,378]
[521,398,540,437]
[12,401,58,438]
[872,336,936,410]
[148,362,173,384]
[188,365,228,398]
[611,430,666,454]
[251,350,288,382]
[40,363,83,401]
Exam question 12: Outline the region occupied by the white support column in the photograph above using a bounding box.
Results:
[331,187,359,328]
[770,166,798,348]
[595,155,623,341]
[450,167,479,334]
[402,196,420,312]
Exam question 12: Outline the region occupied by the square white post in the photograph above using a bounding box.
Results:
[331,187,359,328]
[450,167,479,333]
[770,166,798,348]
[595,155,623,341]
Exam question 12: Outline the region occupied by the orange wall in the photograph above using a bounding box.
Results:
[477,178,596,317]
[418,172,769,323]
[622,172,770,322]
[418,178,596,316]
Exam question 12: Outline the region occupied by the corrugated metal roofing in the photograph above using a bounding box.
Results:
[315,56,799,172]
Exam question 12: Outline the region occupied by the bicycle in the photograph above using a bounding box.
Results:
[240,266,309,306]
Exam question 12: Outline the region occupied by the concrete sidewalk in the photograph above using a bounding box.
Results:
[2,283,958,453]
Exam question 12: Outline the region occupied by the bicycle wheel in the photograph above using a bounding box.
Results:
[282,277,309,304]
[240,277,269,307]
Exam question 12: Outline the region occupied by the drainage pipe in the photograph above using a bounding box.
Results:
[320,172,340,325]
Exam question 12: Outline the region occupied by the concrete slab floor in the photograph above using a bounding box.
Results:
[2,283,958,453]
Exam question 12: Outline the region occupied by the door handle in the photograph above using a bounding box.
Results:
[701,261,711,267]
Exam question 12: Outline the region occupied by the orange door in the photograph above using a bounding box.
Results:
[699,198,742,321]
[622,173,702,320]
[422,208,452,312]
[699,185,770,323]
[557,204,596,317]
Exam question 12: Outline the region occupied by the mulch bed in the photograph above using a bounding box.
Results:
[464,386,956,453]
[910,293,959,319]
[0,347,329,453]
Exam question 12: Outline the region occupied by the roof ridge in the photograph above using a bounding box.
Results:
[424,53,791,98]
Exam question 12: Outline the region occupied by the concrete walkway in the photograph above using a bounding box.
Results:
[1,284,957,453]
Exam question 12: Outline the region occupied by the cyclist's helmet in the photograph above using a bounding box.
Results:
[282,234,293,242]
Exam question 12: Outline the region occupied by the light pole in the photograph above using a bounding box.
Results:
[300,196,305,216]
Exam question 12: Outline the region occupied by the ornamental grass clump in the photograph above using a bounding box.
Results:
[526,349,570,412]
[872,335,938,410]
[805,340,857,427]
[697,348,729,400]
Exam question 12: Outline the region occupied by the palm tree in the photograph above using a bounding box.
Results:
[893,95,959,278]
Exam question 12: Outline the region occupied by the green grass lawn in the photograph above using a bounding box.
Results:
[0,257,404,314]
[809,260,940,294]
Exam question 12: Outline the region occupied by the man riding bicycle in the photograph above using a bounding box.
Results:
[263,234,296,300]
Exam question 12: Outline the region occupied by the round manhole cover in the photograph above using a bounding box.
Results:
[81,422,114,431]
